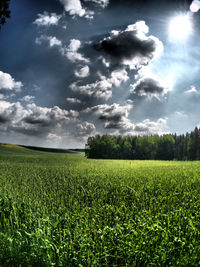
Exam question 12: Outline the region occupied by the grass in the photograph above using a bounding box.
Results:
[0,145,200,266]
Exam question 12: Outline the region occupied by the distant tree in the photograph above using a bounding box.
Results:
[0,0,11,27]
[194,127,200,160]
[188,131,196,160]
[123,139,133,159]
[156,135,175,160]
[85,127,200,161]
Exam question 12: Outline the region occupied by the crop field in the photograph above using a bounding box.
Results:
[0,145,200,266]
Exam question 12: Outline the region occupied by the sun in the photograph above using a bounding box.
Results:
[169,14,192,42]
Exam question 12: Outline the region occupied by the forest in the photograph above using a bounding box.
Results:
[85,127,200,160]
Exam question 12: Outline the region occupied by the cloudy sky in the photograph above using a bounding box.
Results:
[0,0,200,148]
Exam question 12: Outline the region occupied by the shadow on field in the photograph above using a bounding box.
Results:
[21,145,84,154]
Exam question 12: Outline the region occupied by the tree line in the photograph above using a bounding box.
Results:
[85,127,200,160]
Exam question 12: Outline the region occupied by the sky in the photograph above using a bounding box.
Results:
[0,0,200,148]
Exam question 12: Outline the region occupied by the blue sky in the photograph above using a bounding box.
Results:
[0,0,200,148]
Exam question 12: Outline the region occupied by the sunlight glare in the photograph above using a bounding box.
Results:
[169,15,192,42]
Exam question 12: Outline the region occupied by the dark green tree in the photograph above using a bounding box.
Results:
[156,135,175,160]
[85,127,200,161]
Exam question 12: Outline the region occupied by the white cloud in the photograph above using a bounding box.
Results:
[66,97,82,104]
[35,35,62,47]
[46,133,62,141]
[60,0,85,16]
[185,86,200,94]
[69,39,81,51]
[84,101,133,130]
[0,99,100,147]
[133,118,167,136]
[59,0,94,19]
[0,71,23,91]
[84,0,109,8]
[33,12,61,27]
[109,69,129,87]
[76,121,96,137]
[0,100,79,135]
[84,101,167,136]
[36,36,89,63]
[71,69,128,100]
[70,80,112,100]
[20,95,35,103]
[65,39,90,63]
[75,66,90,78]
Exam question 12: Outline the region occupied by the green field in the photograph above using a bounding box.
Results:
[0,145,200,266]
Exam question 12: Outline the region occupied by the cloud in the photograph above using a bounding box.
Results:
[35,36,89,63]
[70,69,128,100]
[0,94,5,100]
[84,100,167,136]
[76,121,96,137]
[0,99,98,147]
[185,86,200,94]
[94,21,163,69]
[66,97,82,104]
[84,0,109,8]
[20,95,35,103]
[0,71,23,91]
[130,77,170,98]
[0,100,79,137]
[0,101,22,123]
[22,104,78,127]
[59,0,94,19]
[84,100,133,130]
[133,118,167,135]
[65,39,90,63]
[75,65,90,78]
[33,12,61,27]
[35,35,62,47]
[70,79,112,100]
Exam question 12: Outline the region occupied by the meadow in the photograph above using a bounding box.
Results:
[0,144,200,266]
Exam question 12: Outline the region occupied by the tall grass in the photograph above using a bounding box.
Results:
[0,145,200,266]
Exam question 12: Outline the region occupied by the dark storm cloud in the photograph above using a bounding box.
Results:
[94,21,163,69]
[8,125,48,137]
[99,32,154,59]
[23,117,52,127]
[0,115,9,123]
[131,77,169,98]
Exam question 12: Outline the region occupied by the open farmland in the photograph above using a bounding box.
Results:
[0,145,200,266]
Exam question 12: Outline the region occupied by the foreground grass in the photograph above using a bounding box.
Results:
[0,145,200,266]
